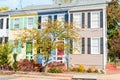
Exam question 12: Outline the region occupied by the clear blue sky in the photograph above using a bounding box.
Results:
[0,0,53,10]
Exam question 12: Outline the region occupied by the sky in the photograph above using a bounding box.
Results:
[0,0,53,10]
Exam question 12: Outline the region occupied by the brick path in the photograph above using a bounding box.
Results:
[106,68,120,74]
[106,64,120,74]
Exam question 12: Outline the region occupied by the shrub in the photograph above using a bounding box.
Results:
[17,59,42,71]
[87,66,98,73]
[70,65,77,72]
[77,64,85,72]
[13,53,18,72]
[86,67,92,73]
[48,68,63,73]
[99,69,104,74]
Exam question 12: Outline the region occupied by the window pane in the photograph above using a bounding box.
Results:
[73,13,82,28]
[57,14,64,22]
[92,12,100,28]
[41,16,48,29]
[28,17,34,28]
[73,39,82,54]
[14,18,19,29]
[91,38,100,54]
[57,14,64,27]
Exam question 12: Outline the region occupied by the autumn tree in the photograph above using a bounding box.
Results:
[107,0,120,62]
[108,30,120,62]
[17,20,80,73]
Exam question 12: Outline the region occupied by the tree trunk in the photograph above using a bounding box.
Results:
[45,64,48,73]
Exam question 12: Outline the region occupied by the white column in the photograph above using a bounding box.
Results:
[103,7,107,73]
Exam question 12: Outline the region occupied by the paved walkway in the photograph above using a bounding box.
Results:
[0,71,120,80]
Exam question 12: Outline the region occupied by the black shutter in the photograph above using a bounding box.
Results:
[0,37,2,43]
[5,37,8,43]
[65,13,68,23]
[100,11,103,28]
[100,37,103,54]
[88,38,91,54]
[82,38,85,54]
[54,15,57,21]
[38,16,41,29]
[70,39,73,54]
[82,13,85,28]
[48,15,52,23]
[70,14,73,24]
[0,19,3,29]
[88,12,91,28]
[6,18,9,29]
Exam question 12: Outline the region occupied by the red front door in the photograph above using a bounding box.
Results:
[57,41,64,60]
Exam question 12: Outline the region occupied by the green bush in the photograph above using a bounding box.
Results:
[48,68,63,73]
[13,53,18,72]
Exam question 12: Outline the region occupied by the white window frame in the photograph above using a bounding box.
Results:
[57,14,65,22]
[91,11,100,28]
[41,15,48,29]
[73,38,82,54]
[73,13,82,28]
[91,37,100,54]
[57,14,65,28]
[14,18,20,29]
[27,16,34,28]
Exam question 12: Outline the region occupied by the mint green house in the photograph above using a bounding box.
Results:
[9,11,38,60]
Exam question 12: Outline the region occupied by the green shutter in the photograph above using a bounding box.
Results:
[34,16,38,29]
[20,18,23,29]
[17,40,22,53]
[10,18,14,29]
[9,40,13,46]
[24,17,27,28]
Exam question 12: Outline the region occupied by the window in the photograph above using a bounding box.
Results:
[28,17,34,28]
[91,38,100,54]
[73,38,82,54]
[73,13,82,28]
[57,14,64,22]
[41,16,48,29]
[14,18,20,29]
[0,19,3,29]
[57,14,65,27]
[91,12,100,28]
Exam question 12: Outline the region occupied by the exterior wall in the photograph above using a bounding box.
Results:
[8,0,108,69]
[37,10,69,64]
[69,4,107,69]
[70,54,103,69]
[9,14,38,61]
[0,15,9,43]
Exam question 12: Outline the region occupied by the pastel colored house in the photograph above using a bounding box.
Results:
[9,10,38,60]
[0,12,9,43]
[7,0,109,70]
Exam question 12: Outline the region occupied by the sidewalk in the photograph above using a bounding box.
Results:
[0,71,120,80]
